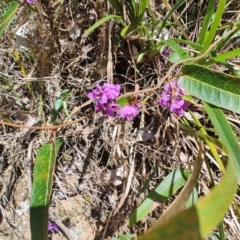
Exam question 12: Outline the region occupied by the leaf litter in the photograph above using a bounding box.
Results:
[0,0,240,239]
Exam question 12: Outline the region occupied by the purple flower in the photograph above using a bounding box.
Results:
[87,83,121,118]
[104,102,121,117]
[158,80,189,116]
[87,83,120,104]
[48,221,58,233]
[119,105,139,120]
[26,0,37,3]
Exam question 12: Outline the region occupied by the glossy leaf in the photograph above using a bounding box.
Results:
[128,168,191,226]
[0,1,19,38]
[179,64,240,113]
[138,152,238,240]
[30,140,62,240]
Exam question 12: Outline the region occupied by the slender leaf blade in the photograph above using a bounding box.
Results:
[163,39,190,63]
[200,0,227,54]
[0,1,19,38]
[157,0,186,36]
[83,15,122,37]
[179,64,240,113]
[138,0,148,23]
[203,102,240,182]
[197,0,215,45]
[213,48,240,62]
[128,168,191,226]
[107,0,123,16]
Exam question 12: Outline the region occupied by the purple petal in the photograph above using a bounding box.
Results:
[48,221,58,232]
[164,81,177,92]
[120,105,139,121]
[26,0,37,3]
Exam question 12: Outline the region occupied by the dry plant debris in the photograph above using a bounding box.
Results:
[0,0,240,239]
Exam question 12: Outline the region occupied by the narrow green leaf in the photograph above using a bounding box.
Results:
[60,89,71,101]
[138,0,148,23]
[120,24,138,37]
[163,39,190,63]
[128,168,191,226]
[170,38,203,51]
[83,15,122,37]
[107,0,123,16]
[157,0,186,38]
[179,64,240,113]
[203,102,240,182]
[138,153,238,240]
[0,1,19,38]
[213,49,240,62]
[197,0,215,45]
[200,0,227,54]
[30,140,62,240]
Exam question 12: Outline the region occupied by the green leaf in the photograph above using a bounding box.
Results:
[213,49,240,62]
[203,102,240,182]
[157,0,186,37]
[163,39,190,63]
[200,0,227,54]
[185,186,198,209]
[120,24,138,37]
[0,1,19,38]
[51,98,63,123]
[138,0,148,23]
[51,89,71,123]
[197,0,215,45]
[119,234,135,239]
[60,89,71,101]
[83,15,122,37]
[30,140,62,240]
[138,153,238,240]
[179,64,240,113]
[158,146,203,223]
[128,168,191,226]
[107,0,123,16]
[170,38,203,51]
[116,96,133,107]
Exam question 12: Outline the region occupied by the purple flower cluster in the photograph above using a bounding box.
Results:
[87,83,139,120]
[158,80,189,116]
[48,221,58,233]
[87,83,121,118]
